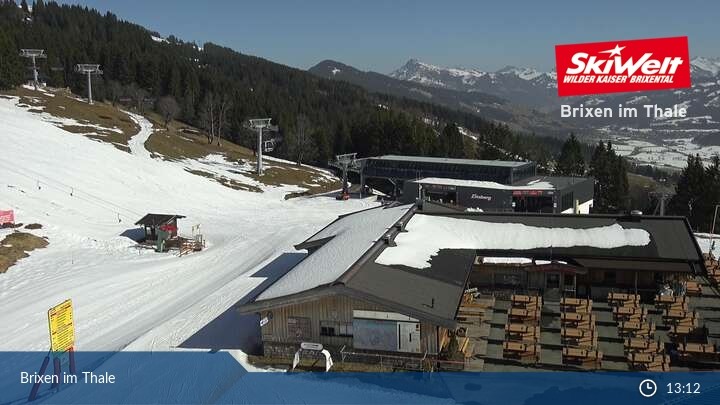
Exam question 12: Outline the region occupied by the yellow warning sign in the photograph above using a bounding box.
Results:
[48,299,75,354]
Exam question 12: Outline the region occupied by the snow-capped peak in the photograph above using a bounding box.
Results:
[390,59,554,88]
[691,57,720,76]
[497,65,544,81]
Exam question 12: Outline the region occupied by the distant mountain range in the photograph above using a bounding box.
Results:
[309,60,579,138]
[310,57,720,140]
[390,59,559,108]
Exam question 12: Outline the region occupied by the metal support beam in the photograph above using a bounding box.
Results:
[87,71,92,104]
[75,64,102,104]
[249,118,272,176]
[20,49,46,90]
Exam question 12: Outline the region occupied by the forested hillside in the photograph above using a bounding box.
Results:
[0,0,567,166]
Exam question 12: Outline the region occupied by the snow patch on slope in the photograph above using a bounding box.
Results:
[0,95,377,386]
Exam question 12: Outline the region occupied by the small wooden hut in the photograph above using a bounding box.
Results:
[135,213,185,242]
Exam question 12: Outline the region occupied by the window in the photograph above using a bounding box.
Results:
[287,317,311,341]
[320,320,353,337]
[561,192,574,211]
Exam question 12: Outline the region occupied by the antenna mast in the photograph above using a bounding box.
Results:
[249,118,272,175]
[19,49,47,90]
[75,64,103,104]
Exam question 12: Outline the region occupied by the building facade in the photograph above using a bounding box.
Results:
[402,176,594,214]
[237,203,704,368]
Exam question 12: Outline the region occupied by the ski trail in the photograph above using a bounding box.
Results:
[126,111,153,159]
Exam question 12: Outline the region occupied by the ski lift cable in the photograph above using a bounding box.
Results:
[0,161,143,218]
[0,159,142,216]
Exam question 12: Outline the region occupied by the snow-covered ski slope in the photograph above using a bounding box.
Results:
[0,94,377,355]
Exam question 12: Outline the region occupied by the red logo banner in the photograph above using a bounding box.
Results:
[555,36,691,97]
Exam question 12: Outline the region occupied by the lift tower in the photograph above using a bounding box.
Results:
[20,49,47,90]
[334,153,357,200]
[249,118,272,175]
[75,64,103,104]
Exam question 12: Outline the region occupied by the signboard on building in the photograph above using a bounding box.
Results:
[0,210,14,225]
[512,190,544,196]
[48,299,75,355]
[159,224,177,233]
[300,342,324,351]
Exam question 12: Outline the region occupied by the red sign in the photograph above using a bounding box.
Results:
[512,190,543,196]
[159,224,177,233]
[555,36,691,96]
[0,210,14,225]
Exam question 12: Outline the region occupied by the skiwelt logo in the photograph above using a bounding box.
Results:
[555,36,691,97]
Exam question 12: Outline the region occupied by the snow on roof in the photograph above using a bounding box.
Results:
[482,257,532,264]
[256,204,412,300]
[417,177,554,190]
[375,214,651,269]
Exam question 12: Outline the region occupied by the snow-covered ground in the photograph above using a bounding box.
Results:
[0,94,377,378]
[609,136,720,170]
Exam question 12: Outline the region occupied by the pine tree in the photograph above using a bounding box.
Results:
[0,28,22,89]
[443,123,465,158]
[0,1,573,167]
[589,141,609,209]
[669,155,707,228]
[556,133,585,176]
[589,140,629,213]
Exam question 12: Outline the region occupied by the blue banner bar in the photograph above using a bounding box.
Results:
[1,351,717,405]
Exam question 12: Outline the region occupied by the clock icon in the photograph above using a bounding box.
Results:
[639,379,657,398]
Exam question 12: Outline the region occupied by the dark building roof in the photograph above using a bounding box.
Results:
[237,206,704,328]
[237,204,474,328]
[416,210,704,274]
[511,175,592,190]
[411,175,593,192]
[135,213,186,227]
[372,155,532,168]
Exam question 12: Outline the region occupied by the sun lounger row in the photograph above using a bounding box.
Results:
[562,347,602,369]
[560,297,592,314]
[505,323,540,342]
[618,320,656,338]
[627,352,670,372]
[663,309,698,323]
[708,267,720,285]
[508,307,541,323]
[677,343,719,362]
[560,296,599,369]
[607,292,640,307]
[705,253,720,285]
[655,294,687,307]
[561,327,598,348]
[624,337,662,353]
[613,306,648,322]
[502,341,540,362]
[685,281,702,296]
[561,312,596,329]
[504,295,542,363]
[511,294,542,310]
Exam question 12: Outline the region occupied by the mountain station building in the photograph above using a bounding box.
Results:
[359,155,594,213]
[236,202,705,370]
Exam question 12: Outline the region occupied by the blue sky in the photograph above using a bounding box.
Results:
[56,0,719,73]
